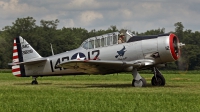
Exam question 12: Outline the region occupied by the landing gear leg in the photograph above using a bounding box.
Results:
[132,68,146,87]
[151,67,165,86]
[31,77,38,85]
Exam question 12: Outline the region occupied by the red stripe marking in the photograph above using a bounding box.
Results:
[93,56,99,60]
[13,55,19,59]
[13,43,17,46]
[15,74,21,77]
[13,49,18,53]
[12,68,20,72]
[84,60,89,62]
[169,33,180,60]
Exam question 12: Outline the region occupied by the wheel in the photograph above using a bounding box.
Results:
[31,80,38,85]
[151,75,165,86]
[132,77,146,87]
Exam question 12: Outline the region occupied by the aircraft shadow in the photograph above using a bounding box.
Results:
[62,83,183,88]
[13,83,52,85]
[13,83,183,88]
[84,84,182,88]
[85,83,132,88]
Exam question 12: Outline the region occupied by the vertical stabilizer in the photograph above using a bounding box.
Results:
[12,36,42,77]
[18,36,42,61]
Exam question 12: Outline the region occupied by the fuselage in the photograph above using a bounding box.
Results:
[24,33,180,76]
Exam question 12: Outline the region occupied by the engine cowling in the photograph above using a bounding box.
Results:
[157,33,180,63]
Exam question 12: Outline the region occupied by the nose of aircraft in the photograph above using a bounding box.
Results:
[169,33,185,61]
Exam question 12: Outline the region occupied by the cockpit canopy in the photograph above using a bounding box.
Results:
[81,30,134,49]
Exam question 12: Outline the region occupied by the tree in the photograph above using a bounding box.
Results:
[181,30,200,70]
[174,22,184,41]
[3,16,37,38]
[1,17,200,70]
[0,34,10,68]
[139,28,165,35]
[107,25,118,32]
[33,19,60,56]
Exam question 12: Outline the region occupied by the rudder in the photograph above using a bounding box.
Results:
[12,36,42,77]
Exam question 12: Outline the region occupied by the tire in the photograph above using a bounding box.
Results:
[31,80,38,85]
[132,77,146,87]
[151,75,165,86]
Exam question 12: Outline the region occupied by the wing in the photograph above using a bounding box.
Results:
[58,59,155,74]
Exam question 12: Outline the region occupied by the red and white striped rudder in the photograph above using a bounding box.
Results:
[12,38,21,77]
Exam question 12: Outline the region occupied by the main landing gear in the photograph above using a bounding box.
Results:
[132,68,146,87]
[151,67,165,86]
[131,67,165,87]
[31,77,38,85]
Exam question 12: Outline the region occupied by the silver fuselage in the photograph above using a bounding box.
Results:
[24,35,176,76]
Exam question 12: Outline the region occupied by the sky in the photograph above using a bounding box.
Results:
[0,0,200,33]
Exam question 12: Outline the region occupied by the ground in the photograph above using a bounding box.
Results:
[0,73,200,112]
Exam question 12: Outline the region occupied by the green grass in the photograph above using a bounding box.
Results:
[0,73,200,112]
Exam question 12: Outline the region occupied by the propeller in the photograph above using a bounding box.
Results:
[177,41,187,74]
[177,54,188,74]
[173,39,178,55]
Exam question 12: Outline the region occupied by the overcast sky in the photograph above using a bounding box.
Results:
[0,0,200,33]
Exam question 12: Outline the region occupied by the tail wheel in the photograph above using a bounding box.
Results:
[151,75,165,86]
[31,80,38,85]
[31,77,38,85]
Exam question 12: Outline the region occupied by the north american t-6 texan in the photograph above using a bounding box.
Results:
[8,30,185,87]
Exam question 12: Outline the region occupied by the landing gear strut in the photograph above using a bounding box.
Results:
[132,68,146,87]
[151,67,165,86]
[31,77,38,85]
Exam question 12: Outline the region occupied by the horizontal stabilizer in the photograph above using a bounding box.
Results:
[8,57,47,66]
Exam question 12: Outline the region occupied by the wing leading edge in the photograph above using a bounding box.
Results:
[58,59,155,74]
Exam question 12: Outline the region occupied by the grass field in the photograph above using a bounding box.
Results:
[0,72,200,112]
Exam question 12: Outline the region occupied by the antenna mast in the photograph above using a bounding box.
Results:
[50,43,54,55]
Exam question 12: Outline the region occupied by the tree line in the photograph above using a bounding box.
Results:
[0,16,199,71]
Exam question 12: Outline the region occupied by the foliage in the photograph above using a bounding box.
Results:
[138,28,165,35]
[0,17,200,70]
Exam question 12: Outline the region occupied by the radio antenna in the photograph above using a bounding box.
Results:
[50,43,54,55]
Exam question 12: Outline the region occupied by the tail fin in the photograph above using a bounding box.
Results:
[12,36,41,77]
[16,36,42,61]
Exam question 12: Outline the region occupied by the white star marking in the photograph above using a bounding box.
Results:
[76,53,85,60]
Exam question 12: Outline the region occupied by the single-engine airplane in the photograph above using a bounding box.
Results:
[8,30,185,87]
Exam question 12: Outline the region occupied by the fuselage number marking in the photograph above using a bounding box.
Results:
[50,50,100,72]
